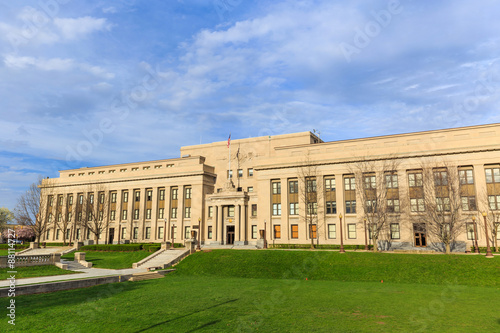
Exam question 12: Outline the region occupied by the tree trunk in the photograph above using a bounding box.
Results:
[372,237,378,253]
[445,243,451,254]
[494,237,498,253]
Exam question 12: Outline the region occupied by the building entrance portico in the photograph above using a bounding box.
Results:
[206,180,249,246]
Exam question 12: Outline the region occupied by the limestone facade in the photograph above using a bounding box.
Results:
[41,123,500,251]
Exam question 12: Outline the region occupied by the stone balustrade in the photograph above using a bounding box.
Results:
[0,253,61,268]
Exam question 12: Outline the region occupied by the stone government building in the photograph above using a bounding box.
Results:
[41,123,500,251]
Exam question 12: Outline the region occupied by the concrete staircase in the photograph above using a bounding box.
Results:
[19,247,73,255]
[133,249,190,270]
[60,259,90,271]
[128,271,165,282]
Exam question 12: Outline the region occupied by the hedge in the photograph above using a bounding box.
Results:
[471,246,500,253]
[81,244,143,252]
[0,244,29,250]
[269,244,373,250]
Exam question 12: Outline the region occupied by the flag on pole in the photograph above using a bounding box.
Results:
[227,133,231,148]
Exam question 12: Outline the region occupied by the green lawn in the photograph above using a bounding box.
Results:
[0,265,78,280]
[62,250,152,269]
[0,249,22,256]
[2,250,499,332]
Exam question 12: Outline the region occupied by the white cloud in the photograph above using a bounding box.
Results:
[54,16,111,40]
[102,7,117,14]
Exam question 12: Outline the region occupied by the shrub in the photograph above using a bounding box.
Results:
[268,244,373,250]
[80,244,142,252]
[143,244,161,252]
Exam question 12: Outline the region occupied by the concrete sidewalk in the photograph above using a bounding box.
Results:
[0,265,149,287]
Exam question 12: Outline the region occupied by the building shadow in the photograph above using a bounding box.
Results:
[134,298,238,332]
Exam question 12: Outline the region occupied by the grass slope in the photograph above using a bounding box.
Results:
[1,250,499,332]
[62,250,152,269]
[0,266,77,280]
[174,250,500,287]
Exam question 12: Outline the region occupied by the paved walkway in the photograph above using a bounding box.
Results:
[135,249,189,269]
[19,247,73,255]
[0,264,148,287]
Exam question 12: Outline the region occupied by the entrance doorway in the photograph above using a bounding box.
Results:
[108,228,115,244]
[413,223,427,247]
[226,225,235,245]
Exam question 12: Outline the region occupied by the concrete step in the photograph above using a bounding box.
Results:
[135,249,190,270]
[129,272,164,282]
[60,259,90,271]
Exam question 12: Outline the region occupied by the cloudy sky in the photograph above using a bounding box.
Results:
[1,0,500,211]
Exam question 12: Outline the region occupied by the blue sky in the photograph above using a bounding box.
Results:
[1,0,500,211]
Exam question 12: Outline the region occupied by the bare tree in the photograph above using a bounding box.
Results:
[477,193,500,253]
[351,159,403,252]
[78,183,109,245]
[298,155,323,249]
[14,176,54,246]
[417,162,466,254]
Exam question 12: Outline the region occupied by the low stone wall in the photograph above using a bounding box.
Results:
[0,254,61,268]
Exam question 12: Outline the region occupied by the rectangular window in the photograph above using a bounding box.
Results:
[56,229,60,240]
[408,172,423,187]
[135,191,140,202]
[111,192,117,203]
[58,196,63,206]
[208,226,213,239]
[123,192,129,203]
[99,211,103,221]
[134,209,140,220]
[227,170,233,179]
[307,178,317,192]
[252,204,257,217]
[208,206,213,218]
[326,201,337,214]
[348,224,357,239]
[272,203,281,216]
[121,227,127,239]
[172,188,178,200]
[387,199,400,213]
[436,197,450,212]
[159,189,165,201]
[344,177,356,190]
[466,223,475,240]
[185,207,191,218]
[345,201,356,214]
[385,173,398,188]
[434,170,448,186]
[185,187,192,199]
[133,227,138,239]
[274,225,281,239]
[252,225,257,239]
[158,226,164,239]
[68,195,74,205]
[228,206,235,217]
[272,182,281,194]
[291,224,299,239]
[459,169,474,185]
[489,195,500,210]
[289,180,299,193]
[238,169,243,178]
[145,227,151,239]
[49,196,53,207]
[76,229,80,240]
[66,229,70,239]
[390,223,400,239]
[307,202,318,215]
[289,203,298,215]
[78,212,82,222]
[122,210,127,220]
[79,194,84,204]
[364,175,376,189]
[57,213,62,222]
[87,212,93,221]
[158,208,164,219]
[46,229,50,240]
[410,198,425,212]
[247,187,253,192]
[328,224,336,239]
[99,193,105,204]
[146,209,152,219]
[185,226,191,239]
[110,210,116,221]
[325,178,336,191]
[365,200,377,213]
[89,194,94,204]
[310,224,317,239]
[171,207,178,218]
[68,212,72,222]
[248,168,254,177]
[485,168,500,183]
[147,190,152,201]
